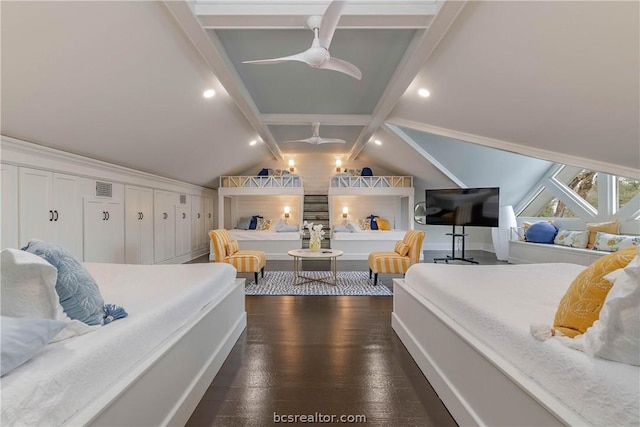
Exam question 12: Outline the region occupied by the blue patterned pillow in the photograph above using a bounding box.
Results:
[22,240,105,325]
[367,215,379,230]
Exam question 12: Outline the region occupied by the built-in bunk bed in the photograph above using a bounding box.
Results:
[215,174,304,260]
[328,174,418,260]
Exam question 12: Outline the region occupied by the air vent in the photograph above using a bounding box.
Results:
[179,195,187,204]
[95,181,113,198]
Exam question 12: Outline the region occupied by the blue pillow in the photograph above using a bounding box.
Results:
[367,215,379,230]
[257,168,269,176]
[249,215,263,230]
[1,316,67,376]
[361,167,373,176]
[22,240,105,326]
[236,216,252,230]
[525,222,558,244]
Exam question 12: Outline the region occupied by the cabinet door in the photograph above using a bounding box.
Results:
[1,164,19,249]
[154,190,176,263]
[175,205,191,257]
[51,173,81,258]
[18,167,52,246]
[205,196,214,239]
[139,188,154,265]
[103,200,124,263]
[125,186,142,264]
[191,195,203,251]
[83,199,107,262]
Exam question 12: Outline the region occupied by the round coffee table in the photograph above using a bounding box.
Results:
[287,248,344,286]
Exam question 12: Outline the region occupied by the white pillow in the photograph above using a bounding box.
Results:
[270,218,285,232]
[582,251,640,365]
[345,220,362,233]
[333,224,350,232]
[592,232,640,252]
[0,249,95,342]
[554,229,589,248]
[1,316,67,376]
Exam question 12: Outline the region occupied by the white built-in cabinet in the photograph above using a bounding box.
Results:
[83,198,125,263]
[191,195,205,251]
[124,186,154,264]
[154,190,177,263]
[18,168,82,258]
[175,204,191,257]
[205,197,215,235]
[1,164,19,249]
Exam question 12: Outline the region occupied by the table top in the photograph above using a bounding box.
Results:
[288,248,344,258]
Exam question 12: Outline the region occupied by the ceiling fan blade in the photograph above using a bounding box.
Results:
[320,57,362,80]
[319,0,346,49]
[243,51,310,65]
[282,137,316,144]
[317,138,347,144]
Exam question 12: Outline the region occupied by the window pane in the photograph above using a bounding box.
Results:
[521,189,578,218]
[566,170,598,209]
[618,177,640,210]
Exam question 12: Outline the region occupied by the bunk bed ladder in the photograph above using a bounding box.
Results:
[302,194,331,249]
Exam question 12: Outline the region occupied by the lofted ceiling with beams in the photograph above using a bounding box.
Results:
[1,0,638,190]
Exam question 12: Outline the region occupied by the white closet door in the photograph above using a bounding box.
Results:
[1,164,19,249]
[139,188,154,264]
[125,186,142,264]
[51,173,81,258]
[175,205,191,257]
[103,200,124,263]
[83,199,107,262]
[18,167,52,247]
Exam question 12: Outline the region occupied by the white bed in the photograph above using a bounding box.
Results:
[208,229,302,261]
[1,262,246,427]
[393,263,639,426]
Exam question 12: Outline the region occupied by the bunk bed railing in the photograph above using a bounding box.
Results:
[330,175,413,188]
[220,175,303,188]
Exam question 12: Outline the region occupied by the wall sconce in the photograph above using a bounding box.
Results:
[288,159,295,172]
[342,207,348,219]
[335,159,342,172]
[284,206,290,219]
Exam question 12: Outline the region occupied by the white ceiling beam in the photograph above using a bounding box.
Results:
[260,114,371,126]
[195,1,439,17]
[163,1,284,161]
[347,0,468,161]
[197,15,433,29]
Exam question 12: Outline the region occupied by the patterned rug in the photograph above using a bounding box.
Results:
[245,271,393,296]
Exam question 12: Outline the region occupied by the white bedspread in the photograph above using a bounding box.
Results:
[331,230,407,241]
[404,263,640,427]
[229,230,300,240]
[1,262,237,427]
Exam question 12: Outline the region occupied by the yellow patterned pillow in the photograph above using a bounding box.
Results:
[225,240,239,256]
[257,218,271,230]
[554,245,637,337]
[375,217,391,231]
[586,220,620,249]
[394,241,410,257]
[357,219,371,230]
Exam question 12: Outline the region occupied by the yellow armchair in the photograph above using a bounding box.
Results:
[368,230,425,286]
[209,229,266,283]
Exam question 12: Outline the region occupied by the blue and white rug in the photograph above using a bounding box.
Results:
[245,271,392,296]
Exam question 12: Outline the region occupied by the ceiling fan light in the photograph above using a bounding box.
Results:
[203,89,216,98]
[374,140,382,145]
[249,140,257,146]
[418,88,430,98]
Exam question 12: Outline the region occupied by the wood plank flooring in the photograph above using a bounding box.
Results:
[186,251,501,426]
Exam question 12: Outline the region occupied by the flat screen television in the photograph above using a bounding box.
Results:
[425,187,500,227]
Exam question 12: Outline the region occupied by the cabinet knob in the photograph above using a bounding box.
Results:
[54,210,59,221]
[182,213,186,219]
[103,211,107,220]
[140,212,144,220]
[197,213,201,219]
[49,210,54,221]
[208,213,212,218]
[106,211,110,221]
[163,212,168,220]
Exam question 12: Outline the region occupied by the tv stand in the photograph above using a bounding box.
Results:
[434,225,478,264]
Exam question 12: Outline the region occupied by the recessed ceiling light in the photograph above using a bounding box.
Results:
[249,140,257,146]
[203,89,216,98]
[374,140,382,145]
[418,88,430,98]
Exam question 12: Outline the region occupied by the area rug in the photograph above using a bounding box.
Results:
[245,271,392,296]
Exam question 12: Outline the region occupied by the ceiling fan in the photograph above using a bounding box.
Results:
[242,0,362,80]
[284,123,346,145]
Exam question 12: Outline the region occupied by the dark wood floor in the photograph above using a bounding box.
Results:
[186,251,501,426]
